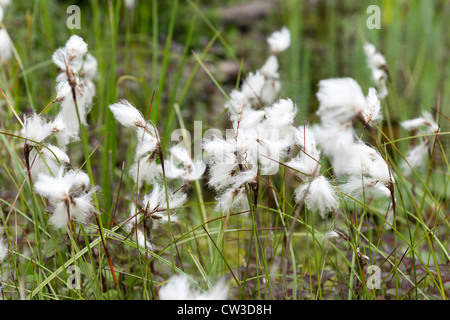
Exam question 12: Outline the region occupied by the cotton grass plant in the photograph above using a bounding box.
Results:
[0,1,449,301]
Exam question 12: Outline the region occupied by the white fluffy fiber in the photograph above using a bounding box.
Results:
[316,78,367,125]
[109,100,146,128]
[34,168,94,229]
[294,176,339,218]
[21,113,54,147]
[267,27,291,53]
[159,274,229,300]
[0,29,11,62]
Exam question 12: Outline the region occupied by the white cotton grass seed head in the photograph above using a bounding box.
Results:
[287,156,319,179]
[267,27,291,54]
[49,193,93,229]
[66,192,93,222]
[377,77,389,99]
[143,184,187,216]
[402,140,429,176]
[21,113,54,147]
[364,42,387,70]
[371,67,387,83]
[159,274,229,300]
[34,168,94,229]
[260,78,282,104]
[51,113,80,147]
[287,148,321,178]
[167,145,192,166]
[231,166,258,189]
[316,78,367,125]
[241,71,265,102]
[312,123,355,177]
[294,176,338,219]
[65,35,88,60]
[225,89,248,117]
[215,187,250,214]
[260,55,279,79]
[0,0,11,7]
[33,168,73,202]
[129,158,161,187]
[165,145,206,182]
[135,125,159,158]
[343,141,380,177]
[134,229,154,251]
[52,35,88,73]
[206,163,237,192]
[109,100,147,128]
[294,125,317,151]
[263,98,297,128]
[41,144,70,165]
[202,135,240,170]
[400,111,439,134]
[363,42,389,99]
[81,53,98,80]
[0,241,7,262]
[29,144,70,180]
[400,117,429,132]
[341,176,391,200]
[363,42,376,57]
[65,169,92,193]
[125,204,155,252]
[342,140,393,188]
[287,126,321,177]
[368,152,393,185]
[384,204,395,230]
[0,227,7,262]
[81,54,98,98]
[0,29,12,63]
[238,109,266,130]
[124,0,137,10]
[363,87,383,126]
[130,125,161,186]
[256,133,294,174]
[56,80,93,132]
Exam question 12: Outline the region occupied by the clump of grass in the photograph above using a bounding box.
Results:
[0,1,449,301]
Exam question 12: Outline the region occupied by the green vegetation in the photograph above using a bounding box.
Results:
[0,0,449,300]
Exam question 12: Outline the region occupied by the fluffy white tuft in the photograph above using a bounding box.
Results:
[402,140,429,176]
[143,184,187,216]
[55,79,93,132]
[267,27,291,53]
[294,176,338,218]
[124,0,137,9]
[0,227,7,262]
[29,144,70,180]
[215,187,250,214]
[363,42,389,99]
[159,275,228,300]
[34,168,94,229]
[51,113,80,147]
[0,29,11,62]
[164,145,206,182]
[52,35,88,73]
[129,158,161,186]
[109,100,146,128]
[21,114,54,146]
[400,111,439,134]
[316,78,367,125]
[362,87,383,126]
